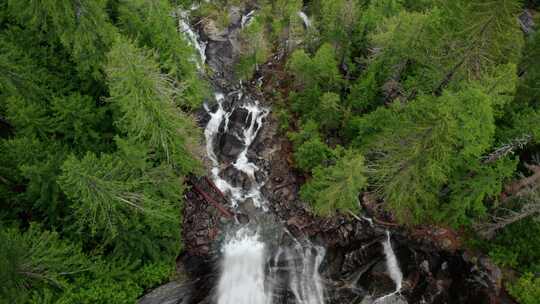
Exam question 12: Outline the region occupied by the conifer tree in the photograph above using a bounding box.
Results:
[369,87,495,223]
[58,151,182,260]
[7,0,116,79]
[0,225,88,303]
[301,151,367,216]
[319,0,359,56]
[105,37,201,173]
[116,0,206,108]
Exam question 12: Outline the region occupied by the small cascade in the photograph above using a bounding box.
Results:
[217,228,271,304]
[287,245,326,304]
[178,9,206,70]
[203,92,269,209]
[241,10,256,28]
[297,11,311,28]
[371,231,404,304]
[382,231,403,292]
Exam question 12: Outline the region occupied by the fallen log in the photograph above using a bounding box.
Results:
[191,183,234,219]
[204,176,226,199]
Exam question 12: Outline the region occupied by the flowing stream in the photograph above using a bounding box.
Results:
[180,7,403,304]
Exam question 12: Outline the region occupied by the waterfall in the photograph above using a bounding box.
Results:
[183,7,327,304]
[382,231,403,292]
[287,245,326,304]
[371,231,404,304]
[297,11,311,28]
[241,10,256,28]
[178,8,206,70]
[217,228,270,304]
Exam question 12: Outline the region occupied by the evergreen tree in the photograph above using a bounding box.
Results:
[105,37,201,173]
[368,87,495,223]
[59,151,183,261]
[0,225,89,303]
[301,151,367,216]
[117,0,207,108]
[319,0,359,57]
[7,0,116,79]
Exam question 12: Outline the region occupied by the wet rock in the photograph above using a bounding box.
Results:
[365,260,397,296]
[137,281,190,304]
[218,133,244,158]
[219,165,252,189]
[227,107,250,133]
[360,294,407,304]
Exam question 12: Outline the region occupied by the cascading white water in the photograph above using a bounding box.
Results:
[287,245,326,304]
[241,10,256,28]
[203,92,269,209]
[217,228,270,304]
[382,231,403,292]
[371,231,404,304]
[297,11,311,28]
[178,8,207,70]
[182,7,327,304]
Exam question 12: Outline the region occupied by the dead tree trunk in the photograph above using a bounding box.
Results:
[476,202,540,239]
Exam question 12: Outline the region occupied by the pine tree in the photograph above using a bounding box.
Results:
[116,0,207,108]
[7,0,116,79]
[0,224,88,303]
[319,0,360,56]
[301,151,367,216]
[368,87,496,223]
[105,37,201,173]
[58,151,183,261]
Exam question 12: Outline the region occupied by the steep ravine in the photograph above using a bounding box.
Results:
[139,6,515,304]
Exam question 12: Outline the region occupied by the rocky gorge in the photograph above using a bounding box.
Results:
[139,5,518,304]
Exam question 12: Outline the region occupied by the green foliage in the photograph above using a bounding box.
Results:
[293,138,335,172]
[301,151,367,216]
[508,273,540,304]
[488,218,540,273]
[0,1,204,301]
[288,43,342,91]
[259,0,304,44]
[59,151,182,261]
[55,259,173,304]
[50,93,108,152]
[369,87,495,223]
[105,38,201,173]
[347,65,382,112]
[236,16,270,80]
[289,120,336,172]
[368,0,523,98]
[319,0,359,55]
[288,43,343,125]
[445,158,518,226]
[500,31,540,143]
[316,92,343,132]
[516,31,540,108]
[1,136,69,223]
[117,0,207,108]
[0,224,89,303]
[7,0,116,79]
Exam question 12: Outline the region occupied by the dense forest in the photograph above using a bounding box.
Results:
[1,0,539,303]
